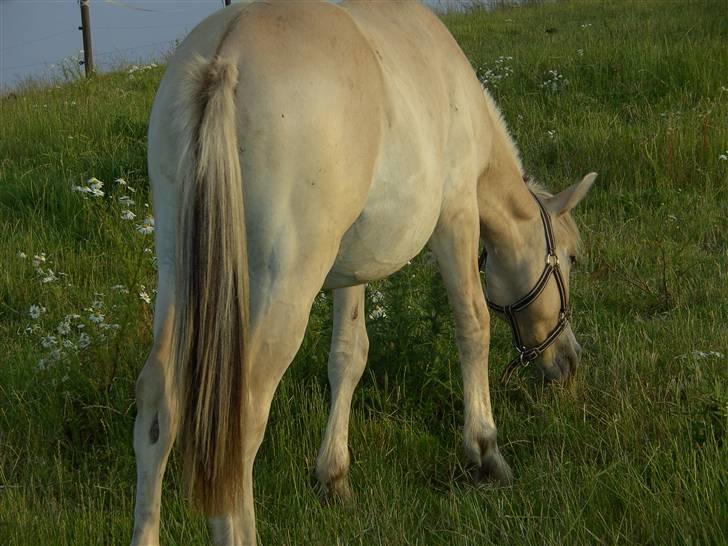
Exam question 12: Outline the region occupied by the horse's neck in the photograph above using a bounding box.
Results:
[476,91,546,286]
[478,152,541,263]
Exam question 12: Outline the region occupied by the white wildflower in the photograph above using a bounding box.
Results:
[41,269,58,283]
[370,290,385,303]
[111,284,129,294]
[118,195,135,206]
[692,350,724,360]
[57,321,71,336]
[136,216,155,235]
[99,323,121,331]
[91,299,103,310]
[89,312,105,324]
[48,348,63,362]
[121,209,136,221]
[541,69,568,94]
[577,48,584,56]
[62,339,76,349]
[40,335,57,348]
[86,177,105,197]
[78,332,91,349]
[73,178,105,198]
[719,152,728,161]
[139,287,151,304]
[32,253,46,267]
[87,177,103,189]
[18,252,27,259]
[115,178,136,192]
[36,359,47,371]
[368,305,388,320]
[547,129,557,140]
[479,55,514,88]
[29,304,45,320]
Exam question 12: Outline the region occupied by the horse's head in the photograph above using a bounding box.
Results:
[483,173,596,383]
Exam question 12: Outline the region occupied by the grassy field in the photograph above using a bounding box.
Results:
[1,1,727,544]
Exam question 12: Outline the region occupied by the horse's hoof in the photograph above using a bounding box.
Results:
[474,450,513,486]
[319,474,353,504]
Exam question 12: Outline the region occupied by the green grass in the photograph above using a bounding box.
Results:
[1,1,727,544]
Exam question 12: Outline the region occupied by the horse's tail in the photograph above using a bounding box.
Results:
[172,54,249,516]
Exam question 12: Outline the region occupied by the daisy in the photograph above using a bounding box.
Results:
[78,332,91,349]
[29,304,45,319]
[139,287,151,304]
[136,216,155,235]
[89,312,105,324]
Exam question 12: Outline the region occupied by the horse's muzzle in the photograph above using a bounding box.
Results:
[539,339,581,383]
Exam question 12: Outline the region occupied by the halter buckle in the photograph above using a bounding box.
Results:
[546,253,559,267]
[517,346,539,364]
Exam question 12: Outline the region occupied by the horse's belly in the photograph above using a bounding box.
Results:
[323,173,442,289]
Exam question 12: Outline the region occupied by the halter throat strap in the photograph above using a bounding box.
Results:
[479,192,570,384]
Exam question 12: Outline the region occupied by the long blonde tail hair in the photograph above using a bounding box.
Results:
[173,54,249,516]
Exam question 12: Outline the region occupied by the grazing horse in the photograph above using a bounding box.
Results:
[131,1,596,545]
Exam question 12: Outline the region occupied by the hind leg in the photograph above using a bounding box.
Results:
[429,204,512,485]
[131,273,178,546]
[219,245,343,545]
[229,296,322,544]
[315,285,368,501]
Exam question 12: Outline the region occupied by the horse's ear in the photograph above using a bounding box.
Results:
[545,172,597,216]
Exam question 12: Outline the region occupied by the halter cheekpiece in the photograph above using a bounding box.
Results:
[478,191,570,384]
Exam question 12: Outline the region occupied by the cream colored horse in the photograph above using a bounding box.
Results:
[131,1,596,545]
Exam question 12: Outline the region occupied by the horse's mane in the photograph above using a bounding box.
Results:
[482,88,524,175]
[482,87,582,256]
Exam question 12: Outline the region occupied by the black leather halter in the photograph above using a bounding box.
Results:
[479,192,570,384]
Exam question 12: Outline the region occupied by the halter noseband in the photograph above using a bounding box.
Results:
[479,192,570,384]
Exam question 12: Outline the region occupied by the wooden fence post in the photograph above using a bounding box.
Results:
[79,0,94,76]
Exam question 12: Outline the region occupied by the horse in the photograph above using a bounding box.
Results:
[131,1,596,544]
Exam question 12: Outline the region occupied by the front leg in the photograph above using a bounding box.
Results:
[429,205,512,485]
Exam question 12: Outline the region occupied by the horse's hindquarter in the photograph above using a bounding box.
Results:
[230,3,391,290]
[325,1,487,287]
[149,1,487,294]
[150,2,386,295]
